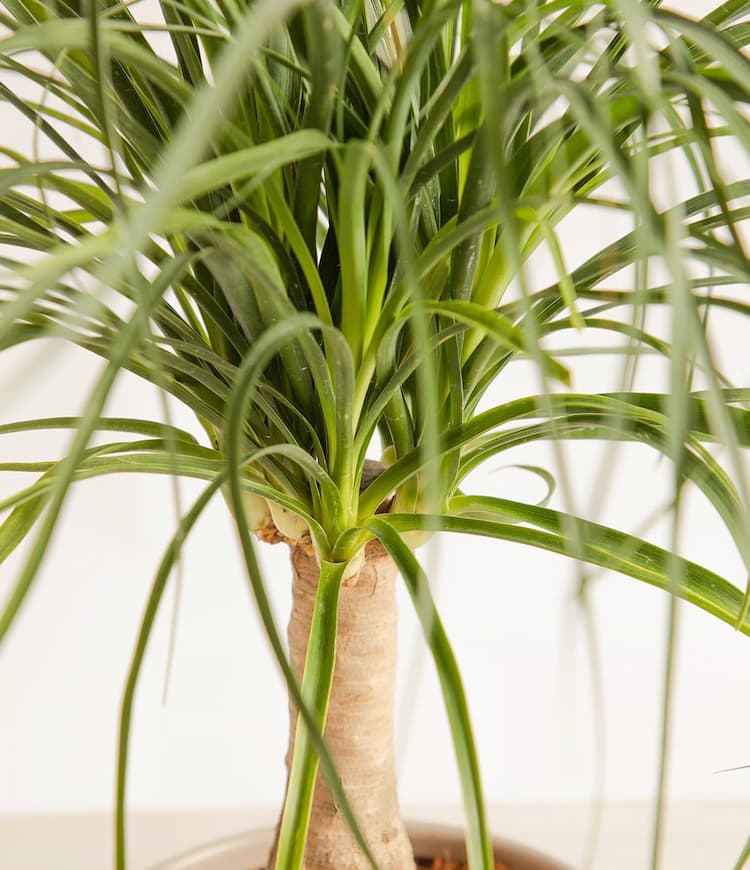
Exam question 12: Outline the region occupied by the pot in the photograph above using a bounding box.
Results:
[152,822,572,870]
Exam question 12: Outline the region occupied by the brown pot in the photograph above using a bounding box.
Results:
[152,822,572,870]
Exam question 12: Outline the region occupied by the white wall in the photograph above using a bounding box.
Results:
[1,0,750,825]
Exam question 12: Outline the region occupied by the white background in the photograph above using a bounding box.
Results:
[1,0,750,846]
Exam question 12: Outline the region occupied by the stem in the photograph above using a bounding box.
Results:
[275,558,347,870]
[272,541,415,870]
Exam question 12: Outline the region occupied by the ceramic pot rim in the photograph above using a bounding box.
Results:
[151,821,573,870]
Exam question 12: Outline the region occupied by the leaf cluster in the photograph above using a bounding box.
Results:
[2,1,750,867]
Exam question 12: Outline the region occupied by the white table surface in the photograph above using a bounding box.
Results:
[1,802,748,869]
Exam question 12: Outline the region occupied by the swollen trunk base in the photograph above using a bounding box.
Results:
[270,540,415,870]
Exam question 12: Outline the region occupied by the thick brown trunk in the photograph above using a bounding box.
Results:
[271,540,415,870]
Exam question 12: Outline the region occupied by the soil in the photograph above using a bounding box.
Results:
[417,857,509,870]
[258,858,510,870]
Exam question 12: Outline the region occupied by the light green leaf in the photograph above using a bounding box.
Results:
[367,517,494,870]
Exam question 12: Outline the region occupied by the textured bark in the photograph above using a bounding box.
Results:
[271,540,415,870]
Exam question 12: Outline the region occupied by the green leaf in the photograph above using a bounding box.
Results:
[174,130,335,204]
[116,476,225,870]
[223,314,379,869]
[384,498,750,635]
[418,299,570,383]
[367,517,494,870]
[0,416,198,443]
[0,255,194,642]
[733,834,750,870]
[274,560,350,870]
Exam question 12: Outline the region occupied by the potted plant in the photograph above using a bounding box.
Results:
[2,0,750,867]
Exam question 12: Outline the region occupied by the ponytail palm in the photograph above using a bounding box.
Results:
[2,0,750,867]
